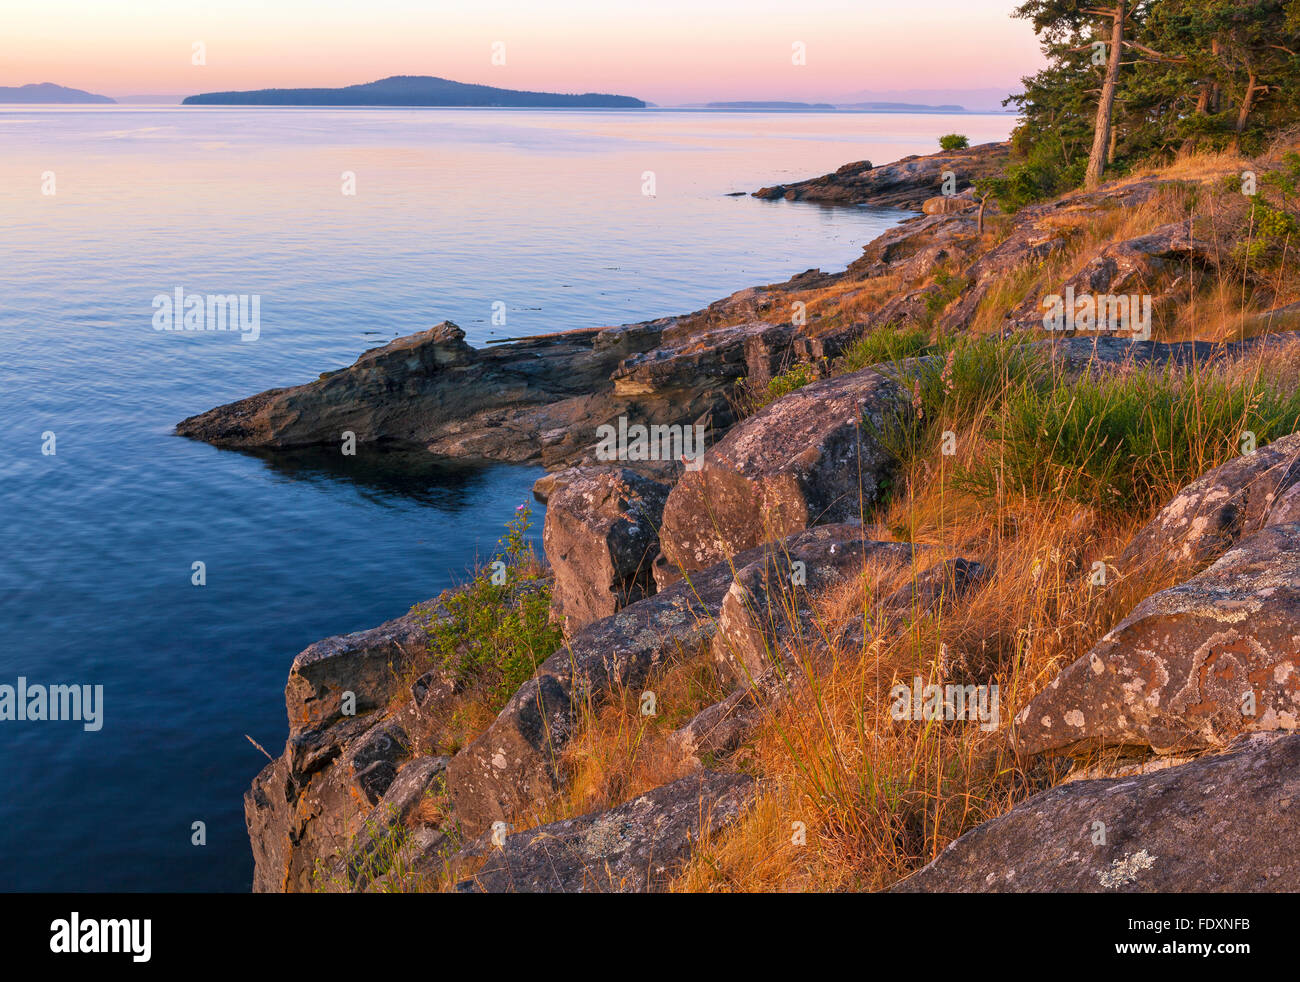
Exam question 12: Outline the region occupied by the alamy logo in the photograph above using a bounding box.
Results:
[0,677,103,731]
[595,417,706,470]
[1041,287,1151,340]
[889,675,1000,732]
[50,913,151,962]
[152,287,261,341]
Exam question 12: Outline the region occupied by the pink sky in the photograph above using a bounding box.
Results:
[5,1,1043,104]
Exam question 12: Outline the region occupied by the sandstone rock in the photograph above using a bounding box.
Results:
[543,468,670,632]
[283,605,431,775]
[446,524,871,836]
[335,754,450,891]
[1015,523,1300,757]
[714,530,923,684]
[246,595,462,892]
[455,771,754,892]
[1118,431,1300,579]
[658,367,907,579]
[532,466,602,504]
[612,319,796,399]
[244,755,294,893]
[921,195,975,215]
[672,686,768,761]
[877,558,987,621]
[891,733,1300,892]
[177,313,812,470]
[176,321,638,458]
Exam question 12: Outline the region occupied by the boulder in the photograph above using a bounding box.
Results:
[714,531,923,684]
[891,733,1300,892]
[658,367,907,579]
[1015,523,1300,757]
[543,468,671,632]
[455,771,754,892]
[1118,431,1300,579]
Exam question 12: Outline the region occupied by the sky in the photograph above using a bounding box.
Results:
[3,0,1044,106]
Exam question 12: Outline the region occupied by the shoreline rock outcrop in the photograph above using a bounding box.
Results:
[753,142,1010,210]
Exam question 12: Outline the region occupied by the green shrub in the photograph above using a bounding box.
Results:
[836,324,933,374]
[417,505,562,708]
[873,335,1047,465]
[738,360,823,414]
[766,361,821,401]
[958,368,1300,515]
[939,134,970,151]
[1242,199,1298,266]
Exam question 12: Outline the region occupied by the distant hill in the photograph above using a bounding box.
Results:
[837,101,965,112]
[182,75,644,108]
[831,86,1014,113]
[0,83,114,104]
[706,101,836,110]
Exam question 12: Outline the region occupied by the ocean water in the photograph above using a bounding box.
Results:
[0,107,1013,891]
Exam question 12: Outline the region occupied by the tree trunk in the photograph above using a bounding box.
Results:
[1235,71,1260,142]
[1085,2,1125,191]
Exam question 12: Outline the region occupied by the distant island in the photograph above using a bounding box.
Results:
[838,101,964,112]
[182,75,645,108]
[706,101,836,110]
[0,83,114,104]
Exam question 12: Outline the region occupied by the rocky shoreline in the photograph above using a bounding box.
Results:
[192,140,1300,892]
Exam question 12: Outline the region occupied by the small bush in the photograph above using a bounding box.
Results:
[736,360,823,415]
[766,361,821,401]
[418,505,561,709]
[939,134,970,151]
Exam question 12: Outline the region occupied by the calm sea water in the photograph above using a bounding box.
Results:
[0,107,1013,891]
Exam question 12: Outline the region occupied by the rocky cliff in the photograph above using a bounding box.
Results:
[206,138,1300,892]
